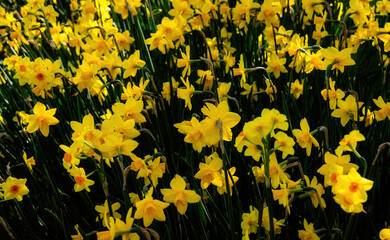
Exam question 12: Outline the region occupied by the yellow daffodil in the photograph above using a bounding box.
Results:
[317,152,358,187]
[261,206,285,235]
[272,183,291,214]
[257,0,281,26]
[346,0,370,26]
[320,78,345,110]
[95,200,121,227]
[332,168,373,213]
[71,224,83,240]
[134,188,170,227]
[241,206,259,236]
[161,175,201,214]
[144,31,168,54]
[292,118,319,156]
[196,69,215,90]
[122,50,145,78]
[113,207,139,240]
[217,167,239,195]
[162,77,180,105]
[380,228,390,240]
[232,0,260,31]
[223,50,235,73]
[130,154,149,180]
[373,96,390,121]
[174,117,208,153]
[110,114,140,140]
[331,94,363,127]
[129,192,141,206]
[112,97,146,123]
[177,77,195,110]
[59,144,81,170]
[0,176,29,201]
[22,151,35,172]
[26,102,59,137]
[201,101,241,145]
[121,78,150,100]
[112,30,134,52]
[335,130,365,156]
[144,156,166,186]
[298,219,320,240]
[360,107,374,127]
[266,53,288,79]
[289,79,304,99]
[304,175,326,208]
[69,167,95,192]
[322,47,355,73]
[177,45,192,77]
[376,0,390,15]
[99,133,139,157]
[233,54,247,87]
[217,82,231,102]
[274,131,295,159]
[194,153,223,189]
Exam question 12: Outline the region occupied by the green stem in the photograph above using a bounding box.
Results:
[347,143,367,177]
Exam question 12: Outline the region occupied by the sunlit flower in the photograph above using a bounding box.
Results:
[122,50,145,78]
[194,153,223,189]
[69,167,95,192]
[331,94,363,127]
[274,131,295,159]
[201,101,241,145]
[380,228,390,240]
[292,118,319,156]
[161,175,201,214]
[320,78,345,110]
[1,176,29,201]
[317,152,358,187]
[112,97,146,123]
[322,47,355,73]
[266,53,288,79]
[174,117,207,153]
[335,130,365,156]
[162,77,180,105]
[26,102,59,137]
[332,168,373,213]
[177,77,195,110]
[373,96,390,121]
[346,0,370,26]
[134,188,170,227]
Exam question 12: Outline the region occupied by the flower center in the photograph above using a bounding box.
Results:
[19,65,27,72]
[36,73,44,81]
[145,205,156,216]
[330,173,338,183]
[125,112,137,119]
[10,185,19,194]
[349,182,359,192]
[64,153,72,163]
[75,176,85,185]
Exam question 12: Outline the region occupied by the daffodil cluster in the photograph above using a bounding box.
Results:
[0,0,390,238]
